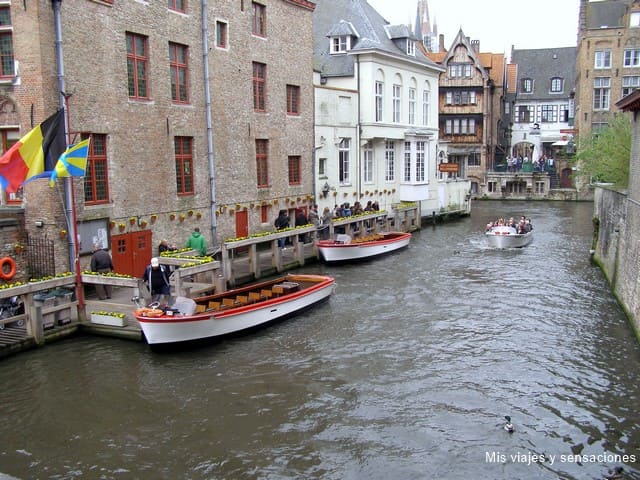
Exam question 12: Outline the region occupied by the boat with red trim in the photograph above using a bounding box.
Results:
[316,231,412,263]
[133,273,335,346]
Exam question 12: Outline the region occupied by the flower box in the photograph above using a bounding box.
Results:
[91,313,128,327]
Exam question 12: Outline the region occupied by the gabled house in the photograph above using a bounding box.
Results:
[509,47,577,193]
[425,29,508,198]
[312,0,470,219]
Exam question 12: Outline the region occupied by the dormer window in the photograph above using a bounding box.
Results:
[407,39,415,56]
[550,77,563,93]
[521,78,533,93]
[330,35,350,54]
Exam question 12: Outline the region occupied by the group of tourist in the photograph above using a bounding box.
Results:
[505,155,555,173]
[486,216,533,234]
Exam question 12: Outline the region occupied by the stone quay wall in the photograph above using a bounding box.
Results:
[592,186,640,339]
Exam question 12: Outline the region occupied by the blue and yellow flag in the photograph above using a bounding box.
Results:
[49,139,90,187]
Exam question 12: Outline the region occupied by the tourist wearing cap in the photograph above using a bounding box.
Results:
[142,257,171,303]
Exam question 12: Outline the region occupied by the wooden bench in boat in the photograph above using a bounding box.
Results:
[273,282,300,296]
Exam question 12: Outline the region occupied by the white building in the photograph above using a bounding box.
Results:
[312,0,470,219]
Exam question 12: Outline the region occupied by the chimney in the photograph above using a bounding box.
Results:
[471,39,480,52]
[439,33,445,51]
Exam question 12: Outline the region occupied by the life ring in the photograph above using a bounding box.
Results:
[0,257,16,281]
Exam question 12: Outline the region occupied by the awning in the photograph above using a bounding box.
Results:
[551,140,569,146]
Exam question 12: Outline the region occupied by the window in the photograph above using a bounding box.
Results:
[408,87,416,125]
[593,77,610,110]
[445,90,477,105]
[385,141,395,181]
[168,0,185,12]
[253,62,266,112]
[363,142,373,183]
[338,138,350,184]
[0,6,14,78]
[631,12,640,27]
[444,118,476,135]
[594,50,612,69]
[261,205,268,223]
[448,63,472,78]
[252,2,266,37]
[288,155,301,185]
[174,136,193,195]
[126,32,149,99]
[422,88,430,125]
[330,35,350,54]
[216,20,228,49]
[535,181,544,194]
[375,81,383,122]
[468,152,480,167]
[256,139,269,187]
[169,42,189,104]
[540,105,557,123]
[520,78,533,93]
[623,76,640,97]
[1,128,20,203]
[406,39,415,56]
[515,105,532,123]
[84,134,109,205]
[415,141,425,182]
[392,84,401,123]
[403,142,411,182]
[624,48,640,67]
[550,77,563,93]
[318,157,327,176]
[286,84,300,115]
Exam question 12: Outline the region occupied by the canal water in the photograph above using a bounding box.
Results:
[1,201,639,480]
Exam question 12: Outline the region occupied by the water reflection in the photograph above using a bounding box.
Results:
[0,201,639,480]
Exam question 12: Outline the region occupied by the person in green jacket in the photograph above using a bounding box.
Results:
[186,227,207,256]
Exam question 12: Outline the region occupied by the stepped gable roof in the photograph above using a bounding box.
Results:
[586,0,627,29]
[510,47,576,100]
[312,0,440,77]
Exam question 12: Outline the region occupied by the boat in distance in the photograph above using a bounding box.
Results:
[133,274,335,346]
[316,231,412,262]
[485,225,533,249]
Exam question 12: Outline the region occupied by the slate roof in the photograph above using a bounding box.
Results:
[510,47,576,100]
[312,0,441,77]
[586,0,627,29]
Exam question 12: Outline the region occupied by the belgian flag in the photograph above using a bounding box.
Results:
[0,109,66,193]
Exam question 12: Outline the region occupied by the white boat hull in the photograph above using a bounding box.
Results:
[136,276,335,345]
[485,229,533,248]
[317,232,411,262]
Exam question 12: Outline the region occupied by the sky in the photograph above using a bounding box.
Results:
[367,0,580,56]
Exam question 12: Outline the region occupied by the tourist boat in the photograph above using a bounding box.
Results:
[317,231,412,263]
[485,225,533,248]
[133,274,335,346]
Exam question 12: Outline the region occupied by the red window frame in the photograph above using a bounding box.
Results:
[256,139,269,188]
[286,85,300,115]
[126,32,149,100]
[83,133,110,205]
[253,62,266,112]
[168,0,185,13]
[216,21,227,48]
[252,2,266,37]
[175,136,194,195]
[169,42,189,104]
[288,155,301,185]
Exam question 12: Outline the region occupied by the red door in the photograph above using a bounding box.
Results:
[111,230,152,277]
[235,210,249,254]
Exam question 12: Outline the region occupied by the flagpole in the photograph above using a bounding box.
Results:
[52,0,84,309]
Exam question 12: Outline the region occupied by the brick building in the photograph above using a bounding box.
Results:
[0,0,315,277]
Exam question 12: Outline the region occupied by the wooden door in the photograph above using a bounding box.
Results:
[111,230,152,277]
[235,210,249,254]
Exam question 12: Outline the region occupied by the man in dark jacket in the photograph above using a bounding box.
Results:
[90,244,113,300]
[143,257,171,303]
